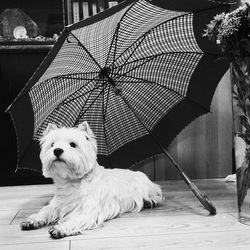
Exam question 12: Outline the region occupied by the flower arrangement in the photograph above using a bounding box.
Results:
[203,3,250,141]
[203,3,250,60]
[204,3,250,222]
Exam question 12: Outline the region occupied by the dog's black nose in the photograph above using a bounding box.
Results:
[53,148,64,157]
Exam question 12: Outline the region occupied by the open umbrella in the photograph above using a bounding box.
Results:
[7,0,230,214]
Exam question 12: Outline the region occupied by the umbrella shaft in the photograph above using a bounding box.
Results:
[119,92,183,171]
[119,93,216,215]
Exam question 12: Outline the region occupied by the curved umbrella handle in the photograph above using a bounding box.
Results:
[161,147,217,215]
[178,170,217,215]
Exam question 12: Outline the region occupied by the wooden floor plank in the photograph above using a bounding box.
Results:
[0,197,52,210]
[0,213,248,245]
[0,184,53,200]
[0,241,70,250]
[67,213,249,241]
[0,209,19,225]
[0,224,66,245]
[11,198,237,227]
[70,230,250,250]
[0,179,248,250]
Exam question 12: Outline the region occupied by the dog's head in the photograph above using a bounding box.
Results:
[39,121,97,181]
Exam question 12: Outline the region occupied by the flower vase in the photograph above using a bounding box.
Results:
[231,57,250,225]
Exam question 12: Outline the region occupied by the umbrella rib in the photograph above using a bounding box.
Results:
[33,72,99,95]
[110,12,194,69]
[55,71,99,77]
[112,51,204,80]
[105,1,158,72]
[101,84,113,168]
[105,0,139,72]
[73,87,95,124]
[110,26,151,75]
[102,81,110,121]
[111,51,209,112]
[105,22,120,73]
[113,51,208,67]
[15,83,100,169]
[110,4,227,70]
[111,24,120,75]
[69,31,103,70]
[54,71,99,80]
[114,73,209,112]
[57,79,100,108]
[74,83,107,125]
[58,76,97,82]
[16,83,103,170]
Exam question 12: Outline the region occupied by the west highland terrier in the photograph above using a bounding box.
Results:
[21,121,162,238]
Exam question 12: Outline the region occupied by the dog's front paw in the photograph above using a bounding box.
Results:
[49,225,66,239]
[21,220,36,230]
[21,219,45,230]
[143,200,157,209]
[21,215,47,230]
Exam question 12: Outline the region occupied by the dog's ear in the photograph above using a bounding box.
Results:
[78,121,97,152]
[43,123,58,137]
[78,121,95,137]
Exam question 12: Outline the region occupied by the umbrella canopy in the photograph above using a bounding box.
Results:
[8,0,230,173]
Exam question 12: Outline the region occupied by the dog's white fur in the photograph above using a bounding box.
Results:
[21,122,162,238]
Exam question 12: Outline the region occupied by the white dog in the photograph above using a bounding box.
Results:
[21,121,162,238]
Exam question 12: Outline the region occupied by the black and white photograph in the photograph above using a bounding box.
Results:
[1,0,250,249]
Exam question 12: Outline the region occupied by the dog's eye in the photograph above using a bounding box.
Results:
[85,136,89,141]
[70,142,77,148]
[51,143,54,147]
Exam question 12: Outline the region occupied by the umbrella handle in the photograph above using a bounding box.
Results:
[161,148,217,215]
[177,169,217,215]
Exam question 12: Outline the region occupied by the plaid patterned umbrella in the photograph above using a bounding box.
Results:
[7,0,229,213]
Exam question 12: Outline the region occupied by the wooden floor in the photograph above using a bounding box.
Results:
[0,178,250,249]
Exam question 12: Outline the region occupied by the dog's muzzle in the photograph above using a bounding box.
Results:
[52,148,65,163]
[54,148,64,157]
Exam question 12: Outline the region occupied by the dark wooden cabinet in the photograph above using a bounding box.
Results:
[0,0,123,185]
[1,47,53,185]
[64,0,121,25]
[0,0,64,185]
[0,0,64,41]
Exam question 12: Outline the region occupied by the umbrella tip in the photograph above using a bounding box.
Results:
[204,195,217,215]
